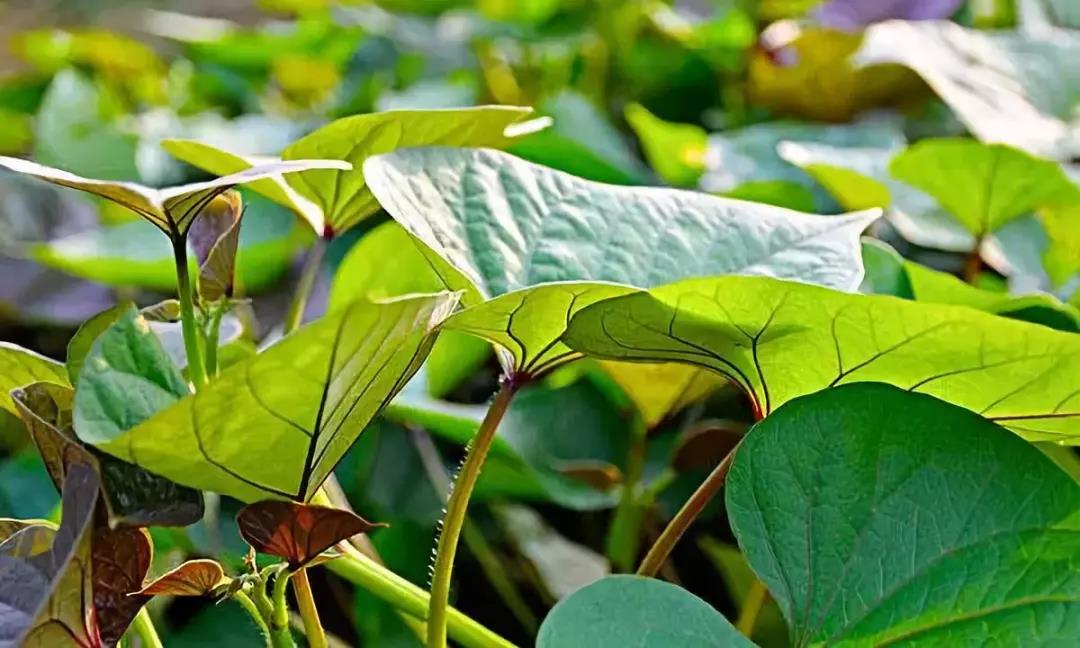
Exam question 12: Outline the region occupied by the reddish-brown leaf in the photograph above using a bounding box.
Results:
[556,460,623,491]
[672,420,746,472]
[135,560,228,597]
[236,501,383,568]
[92,527,152,647]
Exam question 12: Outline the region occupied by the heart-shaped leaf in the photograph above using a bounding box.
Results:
[365,146,879,375]
[0,154,349,239]
[135,559,228,597]
[237,500,383,568]
[727,384,1080,645]
[188,190,243,302]
[79,293,457,502]
[92,527,152,646]
[0,343,67,418]
[163,106,542,236]
[564,275,1080,441]
[537,575,753,647]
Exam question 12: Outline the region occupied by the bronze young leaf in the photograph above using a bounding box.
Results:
[92,527,152,647]
[135,559,229,597]
[237,500,384,569]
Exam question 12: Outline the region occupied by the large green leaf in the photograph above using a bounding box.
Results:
[564,275,1080,442]
[0,343,66,417]
[537,575,753,647]
[727,384,1080,645]
[365,146,878,374]
[856,20,1080,160]
[889,138,1078,237]
[164,106,542,236]
[78,294,457,503]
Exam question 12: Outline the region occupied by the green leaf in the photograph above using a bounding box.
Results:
[81,294,457,503]
[625,103,706,187]
[564,275,1080,442]
[726,383,1080,646]
[66,303,129,384]
[165,106,542,236]
[537,575,753,647]
[721,180,816,213]
[889,138,1079,237]
[858,239,912,298]
[1042,203,1080,286]
[0,154,349,238]
[365,146,878,374]
[600,362,723,430]
[0,343,67,418]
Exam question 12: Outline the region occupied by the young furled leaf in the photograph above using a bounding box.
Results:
[0,154,349,240]
[163,106,543,236]
[92,527,152,646]
[135,559,228,597]
[80,293,459,503]
[188,190,243,302]
[564,275,1080,441]
[727,384,1080,645]
[365,146,879,376]
[237,501,383,568]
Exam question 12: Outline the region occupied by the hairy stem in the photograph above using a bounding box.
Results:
[270,570,296,648]
[736,579,769,638]
[291,569,327,648]
[284,236,328,335]
[637,442,741,577]
[129,608,163,648]
[233,591,273,648]
[427,380,518,648]
[172,237,208,390]
[326,544,514,648]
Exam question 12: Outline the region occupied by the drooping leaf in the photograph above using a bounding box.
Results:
[0,343,67,418]
[92,527,152,646]
[0,154,349,238]
[135,559,228,597]
[189,190,243,302]
[164,106,541,236]
[80,294,457,503]
[727,384,1080,645]
[365,146,878,374]
[14,382,204,528]
[856,20,1080,160]
[536,575,753,647]
[564,275,1080,441]
[889,138,1079,237]
[237,501,382,568]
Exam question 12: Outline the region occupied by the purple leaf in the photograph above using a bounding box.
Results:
[815,0,963,30]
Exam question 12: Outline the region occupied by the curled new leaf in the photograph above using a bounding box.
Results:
[92,527,152,646]
[237,500,383,569]
[189,190,243,302]
[135,559,228,597]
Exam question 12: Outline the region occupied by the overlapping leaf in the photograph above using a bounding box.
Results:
[164,106,542,235]
[188,190,243,302]
[365,146,879,375]
[0,343,66,417]
[564,275,1080,441]
[92,527,152,646]
[727,384,1080,645]
[78,294,458,502]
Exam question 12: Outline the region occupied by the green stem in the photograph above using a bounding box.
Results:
[205,306,224,377]
[233,591,273,648]
[326,544,514,648]
[637,441,741,577]
[736,579,768,638]
[270,569,296,648]
[605,418,648,572]
[427,380,518,648]
[172,237,208,390]
[291,569,327,648]
[128,608,163,648]
[284,235,328,335]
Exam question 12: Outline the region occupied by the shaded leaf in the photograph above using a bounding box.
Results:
[537,575,752,647]
[92,527,152,646]
[698,538,789,648]
[0,343,67,418]
[189,190,243,302]
[564,275,1080,441]
[66,303,129,384]
[727,384,1080,645]
[135,559,228,597]
[601,362,723,430]
[82,294,457,502]
[237,500,382,568]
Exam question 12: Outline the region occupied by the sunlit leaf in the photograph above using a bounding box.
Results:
[727,384,1080,645]
[81,294,457,503]
[365,146,878,374]
[237,500,382,568]
[0,343,67,418]
[1042,203,1080,286]
[189,190,243,303]
[600,362,723,430]
[625,103,706,188]
[135,559,228,597]
[92,527,152,646]
[164,106,542,236]
[537,575,752,647]
[565,275,1080,441]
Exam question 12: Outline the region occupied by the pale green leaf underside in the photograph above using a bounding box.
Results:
[727,384,1080,646]
[166,106,539,235]
[0,344,68,417]
[365,146,879,373]
[87,294,458,503]
[564,275,1080,442]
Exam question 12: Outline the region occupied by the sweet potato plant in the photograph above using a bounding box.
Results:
[1,2,1080,648]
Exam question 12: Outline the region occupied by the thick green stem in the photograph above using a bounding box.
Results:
[129,608,163,648]
[606,419,648,572]
[427,381,517,648]
[172,237,208,389]
[291,569,327,648]
[233,591,273,648]
[284,236,328,335]
[270,570,296,648]
[637,442,741,577]
[326,544,515,648]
